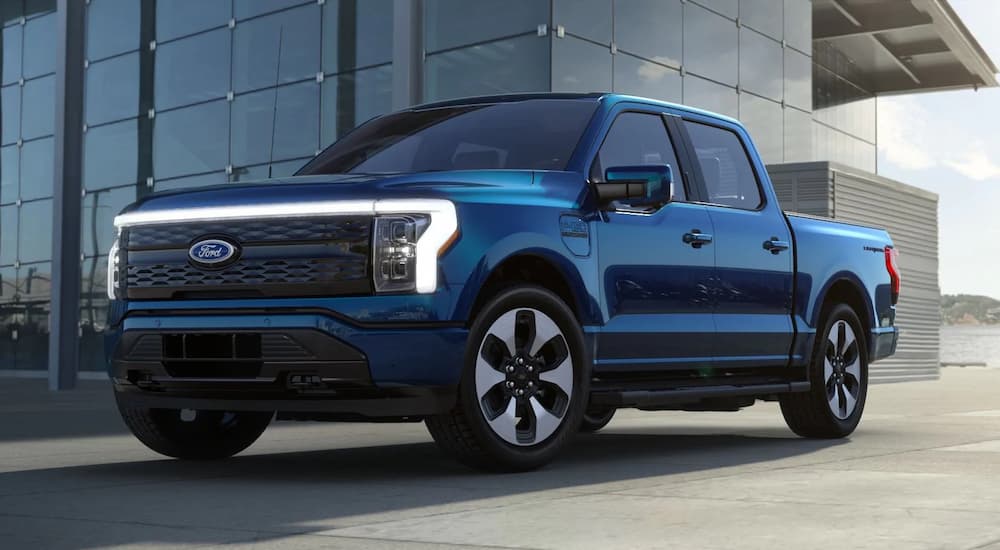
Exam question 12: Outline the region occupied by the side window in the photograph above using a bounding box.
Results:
[683,121,762,210]
[591,112,686,202]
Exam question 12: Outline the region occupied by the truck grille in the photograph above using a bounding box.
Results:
[122,216,372,299]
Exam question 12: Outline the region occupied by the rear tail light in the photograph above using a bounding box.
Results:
[885,246,900,305]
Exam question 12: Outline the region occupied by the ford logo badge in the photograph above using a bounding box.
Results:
[188,239,238,267]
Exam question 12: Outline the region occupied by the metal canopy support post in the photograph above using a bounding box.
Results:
[392,0,423,110]
[49,0,86,391]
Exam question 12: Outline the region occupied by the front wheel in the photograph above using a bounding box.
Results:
[426,285,588,472]
[779,303,869,438]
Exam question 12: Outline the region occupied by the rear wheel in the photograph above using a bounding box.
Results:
[425,285,588,471]
[579,406,616,433]
[779,303,868,438]
[116,395,272,459]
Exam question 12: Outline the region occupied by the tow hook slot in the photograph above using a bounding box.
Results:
[287,374,323,389]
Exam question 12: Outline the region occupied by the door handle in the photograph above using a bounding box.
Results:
[683,230,713,248]
[762,237,789,254]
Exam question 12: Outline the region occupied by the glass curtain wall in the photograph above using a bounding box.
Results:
[78,0,394,371]
[0,0,57,371]
[812,40,878,172]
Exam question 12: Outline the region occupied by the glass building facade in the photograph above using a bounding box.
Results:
[0,0,895,376]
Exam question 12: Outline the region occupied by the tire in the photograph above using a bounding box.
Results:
[579,406,616,433]
[425,285,589,472]
[116,395,273,460]
[779,303,869,438]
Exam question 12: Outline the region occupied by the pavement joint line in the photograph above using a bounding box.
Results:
[191,530,540,550]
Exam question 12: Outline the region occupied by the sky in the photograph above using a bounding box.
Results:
[875,0,1000,299]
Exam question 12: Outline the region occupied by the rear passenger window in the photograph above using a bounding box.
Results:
[684,121,762,210]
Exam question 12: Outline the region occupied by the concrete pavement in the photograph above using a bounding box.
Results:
[2,369,1000,549]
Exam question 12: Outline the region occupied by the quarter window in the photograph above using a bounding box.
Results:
[591,112,685,202]
[684,120,762,210]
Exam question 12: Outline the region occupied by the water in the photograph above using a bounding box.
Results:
[940,325,1000,367]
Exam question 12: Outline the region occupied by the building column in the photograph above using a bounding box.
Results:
[392,0,423,110]
[48,0,86,391]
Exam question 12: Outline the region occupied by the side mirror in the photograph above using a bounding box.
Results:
[596,164,673,206]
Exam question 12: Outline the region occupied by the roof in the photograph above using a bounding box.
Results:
[813,0,998,94]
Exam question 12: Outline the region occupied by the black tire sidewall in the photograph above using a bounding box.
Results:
[812,303,869,433]
[580,407,616,433]
[458,285,589,468]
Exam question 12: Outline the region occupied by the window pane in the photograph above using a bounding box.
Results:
[684,120,761,210]
[0,205,15,264]
[229,163,270,183]
[683,4,737,86]
[683,74,737,119]
[85,53,139,126]
[321,64,393,146]
[1,25,21,85]
[0,145,16,204]
[424,0,547,52]
[81,186,135,257]
[614,53,681,103]
[84,119,137,190]
[154,29,231,110]
[739,28,782,101]
[20,136,53,200]
[154,171,227,192]
[694,0,737,18]
[232,4,320,93]
[153,100,229,180]
[234,0,306,20]
[784,106,812,162]
[157,0,231,42]
[0,2,22,27]
[86,0,140,60]
[593,112,683,201]
[21,75,53,139]
[25,0,55,17]
[554,0,611,44]
[2,85,19,144]
[739,93,782,164]
[231,81,320,168]
[424,35,549,102]
[269,158,308,178]
[785,0,811,53]
[784,48,811,111]
[740,0,782,39]
[322,0,393,74]
[22,12,55,78]
[18,198,52,263]
[614,0,682,67]
[552,36,612,93]
[0,266,13,301]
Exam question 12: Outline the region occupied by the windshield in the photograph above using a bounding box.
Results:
[297,99,599,175]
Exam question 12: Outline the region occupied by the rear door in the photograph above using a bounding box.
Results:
[681,119,795,368]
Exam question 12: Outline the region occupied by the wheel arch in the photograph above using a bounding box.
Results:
[816,274,875,354]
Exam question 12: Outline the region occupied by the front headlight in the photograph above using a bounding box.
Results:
[371,199,458,294]
[106,233,121,300]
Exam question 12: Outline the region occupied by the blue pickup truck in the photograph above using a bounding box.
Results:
[107,93,899,471]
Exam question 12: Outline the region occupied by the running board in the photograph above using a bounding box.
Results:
[590,381,810,408]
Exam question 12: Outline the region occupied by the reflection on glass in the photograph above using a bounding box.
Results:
[683,3,737,86]
[740,0,782,39]
[739,28,782,101]
[1,85,19,144]
[784,106,812,162]
[0,265,13,300]
[694,0,737,18]
[81,186,135,257]
[85,53,139,126]
[0,205,15,265]
[20,137,53,201]
[86,0,140,60]
[552,36,611,93]
[153,100,229,180]
[232,4,320,93]
[784,48,811,111]
[1,25,21,86]
[234,0,306,21]
[18,198,52,263]
[155,171,227,192]
[84,119,137,190]
[683,74,737,118]
[739,93,782,164]
[614,0,681,67]
[0,145,16,204]
[0,2,22,26]
[320,64,392,146]
[80,254,108,369]
[424,34,549,102]
[231,81,320,168]
[322,0,393,74]
[424,0,548,52]
[554,0,611,45]
[269,158,308,178]
[784,0,811,53]
[21,75,54,140]
[154,29,231,110]
[22,12,55,79]
[157,0,231,42]
[614,54,681,103]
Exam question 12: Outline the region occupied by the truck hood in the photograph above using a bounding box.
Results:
[125,170,588,214]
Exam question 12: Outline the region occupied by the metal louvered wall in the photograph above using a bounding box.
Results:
[769,161,940,383]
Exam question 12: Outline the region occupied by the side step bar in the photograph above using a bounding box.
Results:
[590,381,810,408]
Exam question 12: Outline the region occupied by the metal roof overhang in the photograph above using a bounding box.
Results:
[813,0,998,95]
